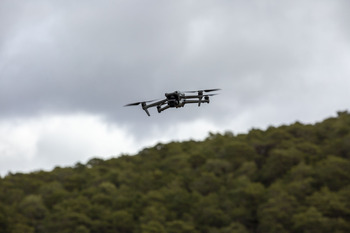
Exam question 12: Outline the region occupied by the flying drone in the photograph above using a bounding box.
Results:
[124,88,221,116]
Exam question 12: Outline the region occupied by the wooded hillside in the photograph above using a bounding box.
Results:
[1,111,350,233]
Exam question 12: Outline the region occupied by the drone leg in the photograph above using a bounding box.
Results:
[158,105,170,113]
[198,96,203,106]
[144,109,150,116]
[142,103,151,116]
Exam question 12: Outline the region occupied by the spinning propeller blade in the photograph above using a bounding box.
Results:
[183,88,221,93]
[203,88,221,92]
[124,99,158,107]
[124,102,141,106]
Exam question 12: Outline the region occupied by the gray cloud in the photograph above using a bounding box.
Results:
[1,0,350,143]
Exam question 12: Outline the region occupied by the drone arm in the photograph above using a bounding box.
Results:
[140,99,167,116]
[184,100,209,104]
[145,99,167,108]
[182,95,202,99]
[182,99,209,106]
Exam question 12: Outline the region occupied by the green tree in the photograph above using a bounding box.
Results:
[193,193,230,230]
[260,148,303,184]
[220,141,257,168]
[75,225,90,233]
[110,210,134,233]
[234,161,258,179]
[307,187,350,218]
[140,205,167,224]
[315,155,350,190]
[284,162,315,200]
[141,220,166,233]
[257,188,297,233]
[188,153,206,169]
[1,111,350,233]
[227,176,265,229]
[166,220,197,233]
[44,196,92,232]
[293,207,331,233]
[209,222,249,233]
[19,195,47,222]
[11,223,35,233]
[39,181,68,209]
[0,203,10,233]
[191,172,221,195]
[204,159,232,177]
[45,210,91,233]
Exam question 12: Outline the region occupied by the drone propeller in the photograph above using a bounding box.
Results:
[203,88,221,92]
[124,99,158,107]
[184,88,221,93]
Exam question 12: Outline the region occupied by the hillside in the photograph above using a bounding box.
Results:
[1,111,350,233]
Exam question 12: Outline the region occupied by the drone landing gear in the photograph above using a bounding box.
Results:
[205,96,209,103]
[142,103,151,116]
[157,105,170,113]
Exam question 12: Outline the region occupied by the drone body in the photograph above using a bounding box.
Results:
[124,89,220,116]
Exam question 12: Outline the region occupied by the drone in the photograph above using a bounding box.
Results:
[124,88,221,116]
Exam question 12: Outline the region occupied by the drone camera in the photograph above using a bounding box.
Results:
[168,100,178,107]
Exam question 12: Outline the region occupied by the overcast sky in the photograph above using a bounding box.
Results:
[1,0,349,176]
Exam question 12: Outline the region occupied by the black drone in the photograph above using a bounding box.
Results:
[124,88,221,116]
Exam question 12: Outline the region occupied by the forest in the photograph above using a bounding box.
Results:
[0,111,350,233]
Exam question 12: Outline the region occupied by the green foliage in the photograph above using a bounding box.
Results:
[260,148,303,184]
[258,189,298,233]
[11,223,35,233]
[314,155,350,190]
[0,203,10,233]
[39,181,68,209]
[1,111,350,232]
[166,220,197,233]
[293,207,331,233]
[19,195,47,220]
[141,220,166,233]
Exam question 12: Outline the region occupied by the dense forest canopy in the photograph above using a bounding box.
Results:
[1,111,350,233]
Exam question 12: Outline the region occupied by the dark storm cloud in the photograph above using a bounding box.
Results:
[1,0,350,176]
[1,0,349,133]
[1,1,190,118]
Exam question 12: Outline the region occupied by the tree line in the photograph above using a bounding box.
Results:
[0,111,350,233]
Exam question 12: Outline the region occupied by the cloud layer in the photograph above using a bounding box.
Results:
[1,0,349,175]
